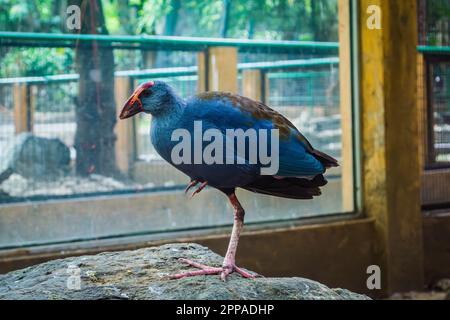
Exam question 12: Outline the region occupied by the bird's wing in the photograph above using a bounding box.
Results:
[186,92,337,177]
[194,92,313,148]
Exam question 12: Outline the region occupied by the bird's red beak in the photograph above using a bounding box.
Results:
[119,81,154,120]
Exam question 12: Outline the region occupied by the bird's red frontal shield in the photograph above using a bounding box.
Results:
[119,81,154,119]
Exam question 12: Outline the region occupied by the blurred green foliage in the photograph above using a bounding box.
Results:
[1,0,339,39]
[0,48,73,77]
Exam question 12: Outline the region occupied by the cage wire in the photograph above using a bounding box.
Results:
[418,0,450,167]
[418,0,450,46]
[429,60,450,164]
[134,50,199,163]
[0,46,205,198]
[0,0,351,249]
[238,47,341,161]
[33,81,77,150]
[0,0,343,210]
[0,84,14,151]
[0,42,342,202]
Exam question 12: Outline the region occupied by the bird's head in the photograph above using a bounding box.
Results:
[119,80,175,119]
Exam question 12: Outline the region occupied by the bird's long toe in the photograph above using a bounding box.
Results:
[169,267,223,279]
[169,258,257,281]
[234,266,257,279]
[220,262,257,281]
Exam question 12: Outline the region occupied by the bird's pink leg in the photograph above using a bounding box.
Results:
[219,193,254,280]
[169,193,257,281]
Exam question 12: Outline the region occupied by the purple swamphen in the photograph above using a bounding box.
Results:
[119,81,338,281]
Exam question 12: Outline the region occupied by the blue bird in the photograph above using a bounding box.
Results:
[119,80,338,280]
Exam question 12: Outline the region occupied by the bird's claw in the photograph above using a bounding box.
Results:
[184,180,199,194]
[185,181,208,199]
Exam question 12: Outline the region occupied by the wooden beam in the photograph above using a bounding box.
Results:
[114,77,135,174]
[13,83,29,134]
[207,46,238,93]
[242,69,262,101]
[338,0,354,212]
[359,0,424,295]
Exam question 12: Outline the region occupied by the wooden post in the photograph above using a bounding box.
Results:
[417,53,428,170]
[206,46,238,93]
[359,0,424,295]
[338,0,354,212]
[197,51,207,93]
[13,83,30,134]
[263,72,270,105]
[114,76,135,174]
[28,85,37,133]
[242,69,263,102]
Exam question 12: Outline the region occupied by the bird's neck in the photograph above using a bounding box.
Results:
[150,96,185,162]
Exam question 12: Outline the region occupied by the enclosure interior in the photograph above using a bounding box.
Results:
[0,0,350,250]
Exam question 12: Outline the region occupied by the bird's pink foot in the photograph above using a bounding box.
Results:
[169,258,257,281]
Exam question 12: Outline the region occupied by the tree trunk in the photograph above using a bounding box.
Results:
[52,0,68,32]
[220,0,231,38]
[154,0,181,68]
[310,0,318,40]
[310,0,329,41]
[70,0,118,177]
[247,18,254,39]
[164,0,181,36]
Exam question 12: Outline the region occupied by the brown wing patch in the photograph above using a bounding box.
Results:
[197,91,312,146]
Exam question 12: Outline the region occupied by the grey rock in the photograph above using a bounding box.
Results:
[0,133,70,183]
[0,243,370,300]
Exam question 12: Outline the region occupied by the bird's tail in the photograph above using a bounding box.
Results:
[311,149,339,169]
[241,174,328,200]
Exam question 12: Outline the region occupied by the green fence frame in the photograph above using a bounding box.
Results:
[0,31,339,54]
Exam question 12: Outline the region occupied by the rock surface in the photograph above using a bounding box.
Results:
[0,243,370,300]
[0,133,70,183]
